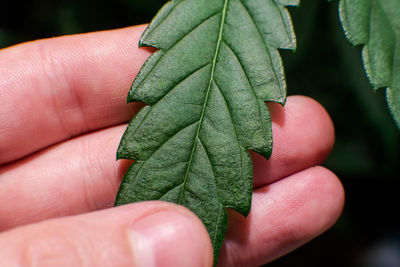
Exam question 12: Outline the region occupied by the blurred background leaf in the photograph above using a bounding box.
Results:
[1,0,399,266]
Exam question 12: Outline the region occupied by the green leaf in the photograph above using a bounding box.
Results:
[115,0,297,263]
[339,0,400,129]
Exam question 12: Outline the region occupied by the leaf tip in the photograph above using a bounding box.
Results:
[116,143,127,161]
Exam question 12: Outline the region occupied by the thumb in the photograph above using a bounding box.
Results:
[0,201,213,267]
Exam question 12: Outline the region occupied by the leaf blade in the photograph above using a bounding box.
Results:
[116,0,297,263]
[339,0,400,128]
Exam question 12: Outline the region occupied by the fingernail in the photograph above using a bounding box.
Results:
[128,209,212,267]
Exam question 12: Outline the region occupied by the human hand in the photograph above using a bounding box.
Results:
[0,25,344,266]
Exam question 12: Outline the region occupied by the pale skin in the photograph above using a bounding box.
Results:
[0,25,345,266]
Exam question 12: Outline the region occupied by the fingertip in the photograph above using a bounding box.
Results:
[127,202,214,267]
[257,166,345,241]
[287,95,335,152]
[255,95,336,186]
[269,95,335,158]
[306,166,345,230]
[219,166,344,267]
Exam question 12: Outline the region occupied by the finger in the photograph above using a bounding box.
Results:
[253,95,335,187]
[218,166,345,267]
[0,96,333,230]
[0,202,213,267]
[0,125,126,231]
[0,25,149,164]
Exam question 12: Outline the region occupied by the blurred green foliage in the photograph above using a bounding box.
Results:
[283,1,400,178]
[1,1,399,266]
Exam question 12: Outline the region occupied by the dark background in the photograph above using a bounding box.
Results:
[1,1,399,266]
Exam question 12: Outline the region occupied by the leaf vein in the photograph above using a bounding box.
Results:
[213,79,246,191]
[272,0,293,46]
[124,121,198,195]
[212,207,223,248]
[135,10,222,92]
[162,10,222,51]
[141,1,184,42]
[221,39,268,143]
[153,63,211,105]
[237,0,282,94]
[197,137,218,189]
[178,0,229,205]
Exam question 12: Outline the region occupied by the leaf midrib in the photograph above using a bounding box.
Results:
[178,0,229,205]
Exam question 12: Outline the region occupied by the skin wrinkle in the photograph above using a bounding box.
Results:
[0,52,41,162]
[74,133,114,212]
[22,221,111,266]
[81,139,98,213]
[65,220,108,265]
[252,97,335,187]
[0,43,70,162]
[0,41,41,90]
[29,237,85,266]
[80,134,119,211]
[36,41,90,139]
